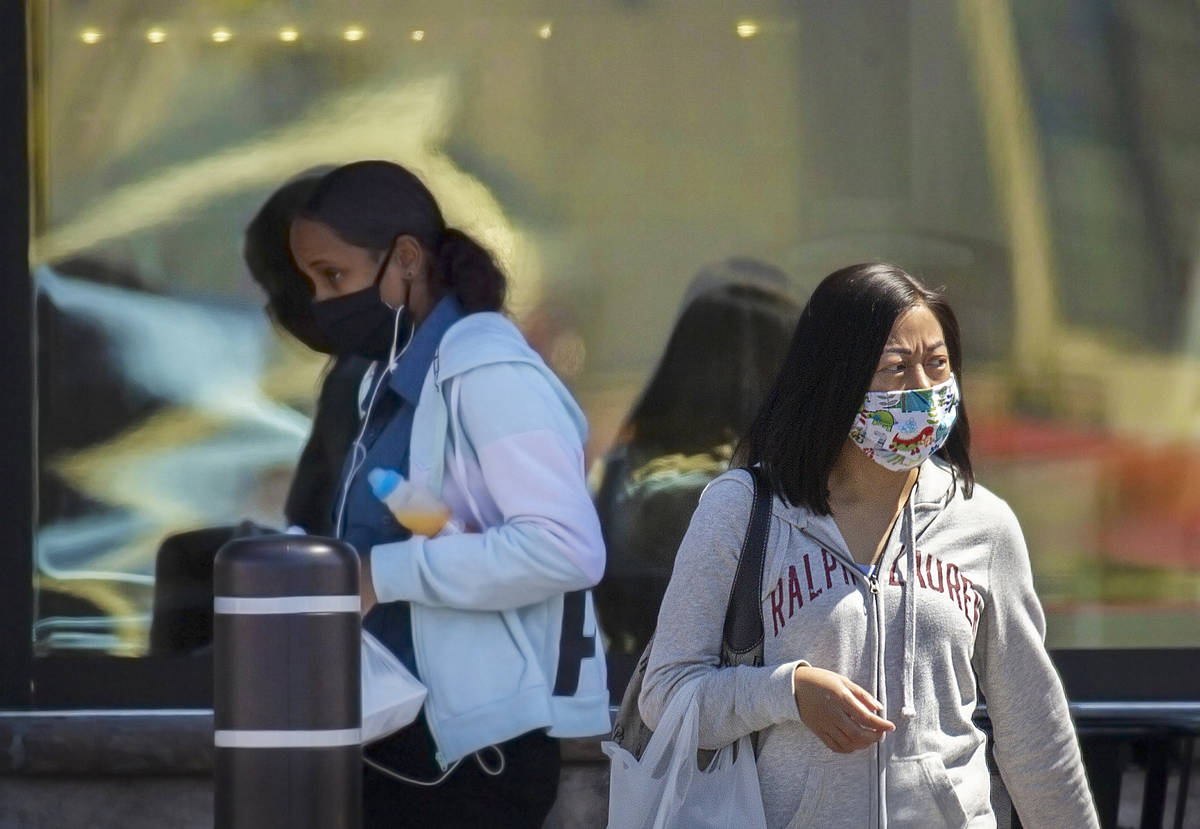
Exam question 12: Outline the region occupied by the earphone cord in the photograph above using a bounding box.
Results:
[363,746,506,788]
[333,295,489,788]
[333,305,413,538]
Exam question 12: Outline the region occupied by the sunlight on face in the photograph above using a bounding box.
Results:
[870,305,952,392]
[288,218,383,302]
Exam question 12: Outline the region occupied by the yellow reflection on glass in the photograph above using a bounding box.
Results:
[79,28,103,45]
[145,28,166,45]
[537,23,553,40]
[278,27,299,43]
[410,29,426,42]
[549,331,586,378]
[210,27,233,44]
[343,26,365,42]
[736,20,760,38]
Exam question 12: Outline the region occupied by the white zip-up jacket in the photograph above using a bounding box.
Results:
[368,312,610,767]
[640,462,1098,829]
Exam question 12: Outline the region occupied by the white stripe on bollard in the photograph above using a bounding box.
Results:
[214,728,363,748]
[214,595,360,615]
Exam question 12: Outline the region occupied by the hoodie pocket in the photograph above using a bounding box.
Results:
[781,766,825,829]
[887,753,969,829]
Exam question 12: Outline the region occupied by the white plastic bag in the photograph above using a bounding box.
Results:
[361,629,427,744]
[602,682,767,829]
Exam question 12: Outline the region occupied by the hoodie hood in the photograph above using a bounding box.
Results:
[786,456,959,541]
[766,456,960,590]
[433,312,589,444]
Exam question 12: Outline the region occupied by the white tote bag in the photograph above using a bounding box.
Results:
[361,629,427,744]
[602,682,767,829]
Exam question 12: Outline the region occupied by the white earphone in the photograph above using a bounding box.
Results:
[333,303,413,538]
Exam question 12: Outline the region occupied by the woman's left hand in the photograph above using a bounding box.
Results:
[792,665,895,753]
[360,557,378,616]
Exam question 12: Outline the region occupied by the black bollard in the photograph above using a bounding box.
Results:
[213,535,362,829]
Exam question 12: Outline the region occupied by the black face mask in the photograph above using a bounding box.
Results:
[310,242,408,360]
[265,299,337,355]
[310,284,404,360]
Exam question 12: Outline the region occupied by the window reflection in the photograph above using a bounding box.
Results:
[29,1,1200,661]
[34,262,309,655]
[593,261,800,695]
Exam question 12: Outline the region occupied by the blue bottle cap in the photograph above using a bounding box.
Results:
[367,468,401,500]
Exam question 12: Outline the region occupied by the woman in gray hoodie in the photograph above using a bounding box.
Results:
[639,263,1098,829]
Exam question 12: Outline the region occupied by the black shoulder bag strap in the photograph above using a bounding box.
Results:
[610,466,774,759]
[720,465,771,668]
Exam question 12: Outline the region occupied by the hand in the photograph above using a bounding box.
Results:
[360,557,378,616]
[792,665,895,753]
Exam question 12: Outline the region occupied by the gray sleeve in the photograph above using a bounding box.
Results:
[638,472,803,751]
[971,502,1100,829]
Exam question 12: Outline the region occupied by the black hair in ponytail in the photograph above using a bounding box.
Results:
[298,160,508,313]
[435,227,506,312]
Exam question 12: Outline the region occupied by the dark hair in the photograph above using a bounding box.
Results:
[297,160,506,312]
[625,268,799,454]
[735,262,973,513]
[244,167,334,352]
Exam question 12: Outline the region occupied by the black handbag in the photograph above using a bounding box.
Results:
[609,466,773,760]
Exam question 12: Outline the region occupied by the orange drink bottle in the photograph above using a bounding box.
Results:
[367,468,453,537]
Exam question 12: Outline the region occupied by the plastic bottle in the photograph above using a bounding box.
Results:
[367,468,455,537]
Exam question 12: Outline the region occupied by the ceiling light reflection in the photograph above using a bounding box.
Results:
[80,28,103,45]
[736,21,760,38]
[211,28,233,44]
[146,28,166,44]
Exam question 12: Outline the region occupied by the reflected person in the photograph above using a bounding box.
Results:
[640,262,1099,828]
[288,160,609,828]
[592,259,798,696]
[243,167,370,535]
[148,174,359,655]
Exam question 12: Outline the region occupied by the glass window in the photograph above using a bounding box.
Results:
[27,1,1199,691]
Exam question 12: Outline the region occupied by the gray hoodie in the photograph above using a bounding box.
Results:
[639,461,1098,829]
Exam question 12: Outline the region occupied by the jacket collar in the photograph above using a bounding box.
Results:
[388,295,465,405]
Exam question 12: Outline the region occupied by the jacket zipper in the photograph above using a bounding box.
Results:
[797,528,886,827]
[414,358,451,771]
[871,568,884,829]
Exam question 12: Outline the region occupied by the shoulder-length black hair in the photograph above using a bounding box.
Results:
[296,160,506,312]
[244,167,334,352]
[624,266,799,455]
[735,262,973,514]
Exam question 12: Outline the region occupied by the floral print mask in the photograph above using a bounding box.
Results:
[848,375,959,471]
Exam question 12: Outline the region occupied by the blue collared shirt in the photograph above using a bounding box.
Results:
[354,295,466,677]
[373,294,466,476]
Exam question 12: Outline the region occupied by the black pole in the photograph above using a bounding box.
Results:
[213,535,362,829]
[0,0,33,709]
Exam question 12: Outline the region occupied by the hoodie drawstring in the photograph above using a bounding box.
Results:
[900,497,917,720]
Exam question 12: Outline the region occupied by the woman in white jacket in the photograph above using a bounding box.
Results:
[288,161,609,827]
[640,263,1098,828]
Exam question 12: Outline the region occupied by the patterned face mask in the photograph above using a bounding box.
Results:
[848,375,959,471]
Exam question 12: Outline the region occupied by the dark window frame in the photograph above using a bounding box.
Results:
[1,0,34,710]
[0,0,1196,712]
